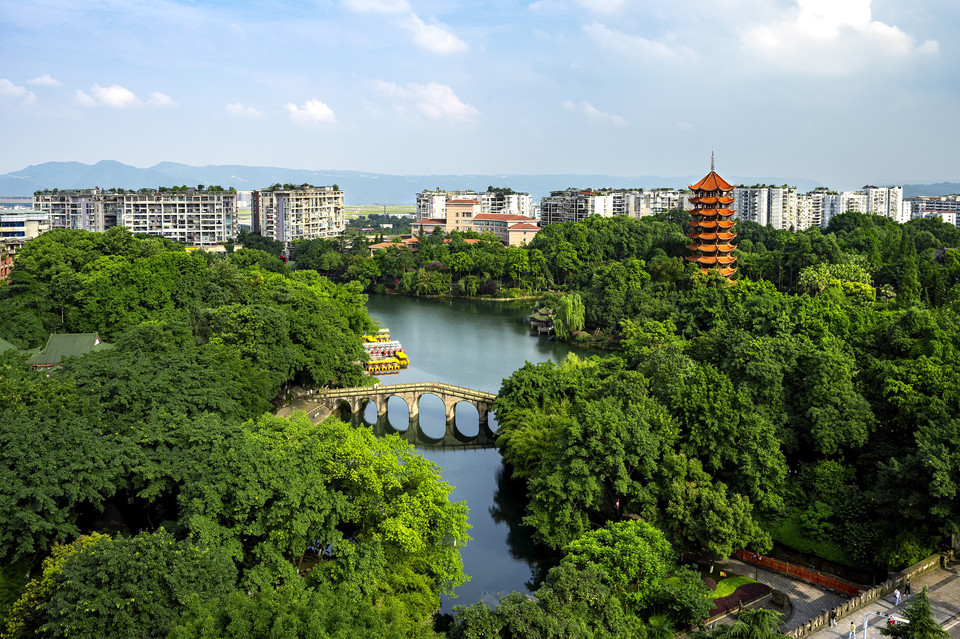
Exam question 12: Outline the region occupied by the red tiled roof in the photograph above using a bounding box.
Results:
[448,199,480,204]
[689,171,735,192]
[414,219,446,225]
[508,223,540,230]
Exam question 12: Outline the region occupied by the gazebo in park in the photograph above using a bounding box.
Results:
[686,156,738,279]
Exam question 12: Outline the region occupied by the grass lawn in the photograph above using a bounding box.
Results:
[345,204,416,218]
[770,513,861,568]
[712,576,758,599]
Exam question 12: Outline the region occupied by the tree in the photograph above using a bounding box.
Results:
[0,357,121,562]
[180,414,469,601]
[169,580,392,639]
[9,530,237,639]
[561,520,673,610]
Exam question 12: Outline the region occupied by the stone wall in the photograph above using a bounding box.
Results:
[786,554,945,639]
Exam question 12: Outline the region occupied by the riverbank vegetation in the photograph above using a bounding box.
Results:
[486,211,960,596]
[0,228,468,637]
[3,210,960,636]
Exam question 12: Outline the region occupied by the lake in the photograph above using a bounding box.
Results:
[360,294,589,611]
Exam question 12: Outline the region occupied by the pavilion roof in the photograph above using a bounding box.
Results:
[27,333,112,367]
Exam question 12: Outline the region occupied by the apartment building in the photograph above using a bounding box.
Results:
[862,186,904,222]
[0,210,50,239]
[416,189,533,220]
[1,237,31,282]
[539,189,617,225]
[251,185,344,246]
[733,186,799,230]
[34,189,119,232]
[33,188,237,246]
[905,195,960,227]
[119,189,237,246]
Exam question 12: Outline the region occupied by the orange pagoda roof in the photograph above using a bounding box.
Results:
[689,170,735,192]
[690,196,734,205]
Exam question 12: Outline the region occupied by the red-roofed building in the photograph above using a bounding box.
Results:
[409,210,541,246]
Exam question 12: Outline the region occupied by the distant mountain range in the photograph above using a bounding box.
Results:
[0,160,955,203]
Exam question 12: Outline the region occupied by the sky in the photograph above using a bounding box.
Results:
[1,0,958,189]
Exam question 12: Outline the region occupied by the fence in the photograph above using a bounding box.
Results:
[733,549,864,596]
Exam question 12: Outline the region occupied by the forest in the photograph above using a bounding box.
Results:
[1,210,959,638]
[0,228,468,638]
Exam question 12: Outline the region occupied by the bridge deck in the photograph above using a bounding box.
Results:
[320,382,496,402]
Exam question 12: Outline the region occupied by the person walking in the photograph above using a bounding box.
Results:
[830,610,838,628]
[894,588,901,605]
[849,621,857,639]
[905,579,912,596]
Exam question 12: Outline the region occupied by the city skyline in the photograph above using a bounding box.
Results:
[1,0,958,190]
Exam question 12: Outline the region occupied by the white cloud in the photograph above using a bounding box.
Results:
[93,84,138,108]
[575,0,624,12]
[226,102,263,118]
[563,99,627,125]
[742,0,939,75]
[0,79,37,104]
[582,22,693,62]
[147,92,176,107]
[343,0,466,54]
[75,90,97,107]
[341,0,410,13]
[402,14,468,54]
[286,99,336,126]
[75,84,176,108]
[529,0,624,14]
[373,81,478,121]
[28,74,61,87]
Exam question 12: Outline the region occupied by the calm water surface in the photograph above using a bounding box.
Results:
[360,295,589,610]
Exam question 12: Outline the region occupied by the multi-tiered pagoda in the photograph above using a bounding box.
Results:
[686,157,738,278]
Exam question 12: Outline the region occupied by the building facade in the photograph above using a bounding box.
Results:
[905,195,960,227]
[0,210,50,239]
[251,185,344,246]
[118,190,237,246]
[34,190,119,232]
[733,186,799,230]
[539,189,616,225]
[416,189,532,220]
[33,188,237,246]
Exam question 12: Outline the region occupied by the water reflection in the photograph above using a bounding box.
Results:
[348,408,498,450]
[489,466,561,592]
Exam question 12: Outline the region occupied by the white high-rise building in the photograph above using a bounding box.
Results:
[862,186,904,222]
[733,186,799,229]
[34,188,237,246]
[252,185,344,246]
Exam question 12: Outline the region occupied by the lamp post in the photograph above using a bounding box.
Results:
[862,611,909,639]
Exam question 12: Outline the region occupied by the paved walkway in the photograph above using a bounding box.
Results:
[713,557,849,630]
[804,562,960,639]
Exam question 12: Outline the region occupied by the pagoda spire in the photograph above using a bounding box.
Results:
[711,150,715,172]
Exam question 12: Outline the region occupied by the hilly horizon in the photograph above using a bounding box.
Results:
[0,160,956,204]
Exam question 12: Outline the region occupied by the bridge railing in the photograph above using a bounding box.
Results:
[319,382,496,401]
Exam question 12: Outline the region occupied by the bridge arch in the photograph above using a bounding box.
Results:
[313,382,497,444]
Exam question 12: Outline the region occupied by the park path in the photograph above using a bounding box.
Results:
[712,557,848,630]
[802,562,960,639]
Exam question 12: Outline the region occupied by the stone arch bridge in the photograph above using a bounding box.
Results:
[310,382,497,426]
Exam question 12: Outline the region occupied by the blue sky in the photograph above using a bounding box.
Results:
[1,0,957,189]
